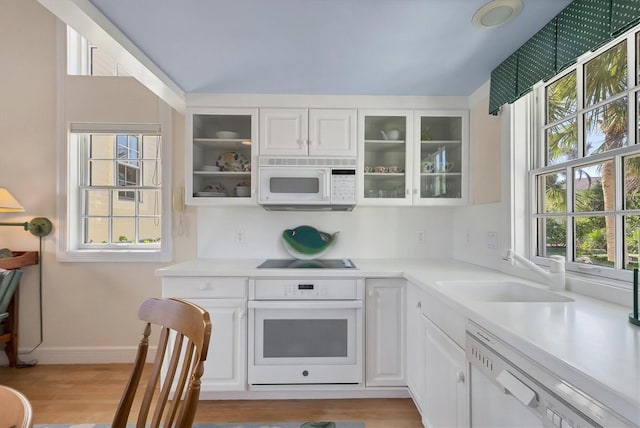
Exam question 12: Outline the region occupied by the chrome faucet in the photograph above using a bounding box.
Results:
[502,249,566,291]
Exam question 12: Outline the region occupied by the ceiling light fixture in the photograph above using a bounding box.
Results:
[472,0,523,29]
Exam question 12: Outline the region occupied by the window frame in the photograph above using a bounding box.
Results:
[59,122,172,263]
[529,27,640,284]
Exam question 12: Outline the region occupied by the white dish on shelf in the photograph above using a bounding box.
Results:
[194,191,227,197]
[216,131,239,139]
[202,165,220,171]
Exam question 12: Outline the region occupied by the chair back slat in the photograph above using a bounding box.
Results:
[137,326,170,428]
[113,298,211,428]
[151,331,185,427]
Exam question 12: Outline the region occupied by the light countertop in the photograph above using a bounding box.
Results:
[156,258,640,425]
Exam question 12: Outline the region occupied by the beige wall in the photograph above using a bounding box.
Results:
[470,95,501,204]
[0,0,194,364]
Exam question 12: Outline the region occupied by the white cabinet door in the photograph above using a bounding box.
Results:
[187,298,247,391]
[413,110,468,205]
[358,110,414,205]
[423,314,468,428]
[186,107,258,205]
[308,108,357,157]
[406,283,426,413]
[259,108,308,156]
[365,279,406,387]
[260,108,356,157]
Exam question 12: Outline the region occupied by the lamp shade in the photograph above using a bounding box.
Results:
[0,188,25,213]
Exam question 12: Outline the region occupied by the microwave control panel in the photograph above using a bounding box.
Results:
[331,169,356,203]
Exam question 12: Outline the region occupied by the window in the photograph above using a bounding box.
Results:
[64,123,169,261]
[532,30,640,281]
[67,26,130,76]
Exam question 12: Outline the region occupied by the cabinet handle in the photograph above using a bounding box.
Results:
[456,369,465,383]
[406,188,410,196]
[413,189,418,195]
[238,310,246,320]
[368,289,374,297]
[416,301,422,309]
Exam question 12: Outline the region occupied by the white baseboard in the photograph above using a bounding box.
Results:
[0,346,157,366]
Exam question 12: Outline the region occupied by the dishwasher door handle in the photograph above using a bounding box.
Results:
[496,370,539,408]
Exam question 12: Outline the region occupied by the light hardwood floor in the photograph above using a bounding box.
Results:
[0,364,423,427]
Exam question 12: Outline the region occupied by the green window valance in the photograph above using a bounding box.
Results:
[489,0,640,115]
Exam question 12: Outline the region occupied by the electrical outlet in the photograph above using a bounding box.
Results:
[487,231,498,249]
[416,230,425,243]
[235,229,245,244]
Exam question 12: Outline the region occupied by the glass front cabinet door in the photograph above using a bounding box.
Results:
[186,108,258,205]
[413,111,468,205]
[359,110,414,205]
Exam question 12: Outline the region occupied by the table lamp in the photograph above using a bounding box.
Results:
[0,188,52,236]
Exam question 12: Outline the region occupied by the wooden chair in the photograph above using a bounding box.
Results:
[0,269,23,366]
[0,385,33,428]
[113,298,212,428]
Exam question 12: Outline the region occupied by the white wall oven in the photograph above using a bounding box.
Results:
[248,278,364,385]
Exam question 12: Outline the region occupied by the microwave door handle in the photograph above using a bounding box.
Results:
[320,170,330,201]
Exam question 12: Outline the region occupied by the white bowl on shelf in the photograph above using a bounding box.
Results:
[202,165,220,171]
[216,131,239,139]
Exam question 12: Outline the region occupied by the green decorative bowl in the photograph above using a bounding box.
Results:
[282,225,339,260]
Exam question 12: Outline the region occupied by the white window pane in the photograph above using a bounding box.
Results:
[573,161,613,213]
[584,98,628,157]
[539,172,567,213]
[112,217,136,244]
[537,217,566,258]
[574,216,614,267]
[138,217,162,244]
[546,118,577,165]
[84,190,109,216]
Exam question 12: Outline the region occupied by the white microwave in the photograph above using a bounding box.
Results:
[258,157,357,211]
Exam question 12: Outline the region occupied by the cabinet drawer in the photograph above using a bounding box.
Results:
[163,277,248,298]
[421,291,465,348]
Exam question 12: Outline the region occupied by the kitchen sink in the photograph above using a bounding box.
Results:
[435,281,574,302]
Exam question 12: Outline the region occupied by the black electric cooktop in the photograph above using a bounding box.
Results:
[257,259,357,269]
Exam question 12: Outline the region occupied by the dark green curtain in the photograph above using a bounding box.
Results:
[489,0,640,115]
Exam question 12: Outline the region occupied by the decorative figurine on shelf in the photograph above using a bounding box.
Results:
[282,225,339,260]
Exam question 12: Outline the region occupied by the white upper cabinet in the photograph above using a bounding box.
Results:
[186,107,258,205]
[413,110,468,205]
[260,108,357,157]
[358,110,414,205]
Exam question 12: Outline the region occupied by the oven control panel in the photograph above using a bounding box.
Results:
[250,278,363,300]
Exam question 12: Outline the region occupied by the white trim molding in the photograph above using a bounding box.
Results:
[0,346,157,366]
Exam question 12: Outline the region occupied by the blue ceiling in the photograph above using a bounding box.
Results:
[88,0,573,96]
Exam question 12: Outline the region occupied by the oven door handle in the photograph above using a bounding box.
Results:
[247,300,362,310]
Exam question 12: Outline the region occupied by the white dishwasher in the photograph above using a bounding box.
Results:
[466,320,635,428]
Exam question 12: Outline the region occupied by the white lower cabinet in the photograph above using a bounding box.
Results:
[187,298,247,391]
[406,282,427,411]
[365,279,406,386]
[422,314,468,428]
[162,277,247,392]
[406,282,469,427]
